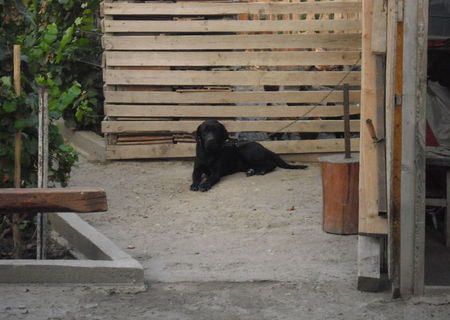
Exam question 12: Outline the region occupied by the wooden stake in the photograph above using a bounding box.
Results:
[12,45,22,259]
[37,87,49,259]
[343,83,351,159]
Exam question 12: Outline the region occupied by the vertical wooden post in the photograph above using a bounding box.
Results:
[12,45,22,258]
[400,0,428,297]
[343,83,351,159]
[37,87,49,259]
[385,0,403,298]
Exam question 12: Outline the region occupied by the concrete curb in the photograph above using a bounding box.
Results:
[58,121,107,163]
[0,213,144,288]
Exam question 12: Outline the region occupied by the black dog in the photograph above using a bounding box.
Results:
[190,119,307,192]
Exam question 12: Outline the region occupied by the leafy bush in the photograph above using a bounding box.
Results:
[0,0,102,187]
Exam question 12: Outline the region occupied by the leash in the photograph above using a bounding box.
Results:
[267,54,362,138]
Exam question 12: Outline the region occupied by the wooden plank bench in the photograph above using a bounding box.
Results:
[0,188,107,213]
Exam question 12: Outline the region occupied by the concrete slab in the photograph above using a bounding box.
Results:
[0,213,144,288]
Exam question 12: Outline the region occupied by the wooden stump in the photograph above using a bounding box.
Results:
[320,153,359,235]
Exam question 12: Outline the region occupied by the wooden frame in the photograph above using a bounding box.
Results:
[101,0,362,159]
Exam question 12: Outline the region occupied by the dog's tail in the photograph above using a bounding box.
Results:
[271,152,308,169]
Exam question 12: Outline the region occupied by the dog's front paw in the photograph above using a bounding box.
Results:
[190,183,200,191]
[198,182,212,192]
[246,168,255,177]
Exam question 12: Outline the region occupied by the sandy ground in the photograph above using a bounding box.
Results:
[1,157,450,319]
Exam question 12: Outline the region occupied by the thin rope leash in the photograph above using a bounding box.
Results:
[267,54,362,138]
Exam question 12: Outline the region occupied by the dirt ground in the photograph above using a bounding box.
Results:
[1,156,450,320]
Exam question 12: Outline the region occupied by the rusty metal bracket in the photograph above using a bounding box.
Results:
[365,119,384,143]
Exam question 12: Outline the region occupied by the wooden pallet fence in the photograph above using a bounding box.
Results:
[101,0,362,159]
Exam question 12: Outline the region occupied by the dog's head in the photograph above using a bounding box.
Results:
[195,119,229,153]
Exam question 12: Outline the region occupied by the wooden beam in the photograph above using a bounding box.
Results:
[104,19,361,33]
[358,0,387,235]
[400,0,428,297]
[104,70,361,86]
[103,1,362,16]
[105,51,361,67]
[102,120,361,134]
[106,138,360,160]
[371,0,387,54]
[104,90,361,104]
[102,34,361,51]
[104,104,361,118]
[0,188,108,213]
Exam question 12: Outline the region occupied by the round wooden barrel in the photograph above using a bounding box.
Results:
[320,153,359,235]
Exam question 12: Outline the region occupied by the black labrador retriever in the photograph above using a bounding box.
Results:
[190,119,307,192]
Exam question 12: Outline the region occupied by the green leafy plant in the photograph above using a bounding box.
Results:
[1,0,103,189]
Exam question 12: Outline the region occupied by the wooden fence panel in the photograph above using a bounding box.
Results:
[101,0,362,159]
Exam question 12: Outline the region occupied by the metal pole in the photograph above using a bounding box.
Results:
[37,86,49,259]
[343,83,351,159]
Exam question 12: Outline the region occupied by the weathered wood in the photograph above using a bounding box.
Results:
[102,34,361,51]
[105,51,361,67]
[104,19,361,33]
[357,235,381,292]
[0,188,108,214]
[371,0,387,54]
[37,86,49,260]
[106,138,360,159]
[385,0,402,297]
[400,0,428,297]
[104,70,361,86]
[446,171,450,247]
[13,44,22,259]
[105,104,360,118]
[358,0,387,235]
[321,154,359,234]
[104,90,361,104]
[102,119,361,134]
[103,1,362,16]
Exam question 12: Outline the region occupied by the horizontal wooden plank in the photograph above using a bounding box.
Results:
[105,104,360,118]
[101,120,360,134]
[104,90,361,104]
[106,138,360,159]
[0,188,107,213]
[102,34,361,50]
[103,1,361,16]
[104,19,361,33]
[104,70,361,86]
[105,51,361,67]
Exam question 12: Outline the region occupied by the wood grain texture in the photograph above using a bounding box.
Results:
[102,119,361,134]
[103,1,362,16]
[105,51,361,67]
[104,90,361,104]
[104,104,360,118]
[0,188,108,213]
[106,138,360,159]
[104,19,361,33]
[102,34,361,50]
[104,70,361,86]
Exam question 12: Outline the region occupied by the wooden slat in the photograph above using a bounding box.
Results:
[102,119,360,134]
[106,138,360,159]
[102,34,361,50]
[358,0,387,235]
[104,19,361,33]
[0,188,107,213]
[105,51,361,67]
[104,90,361,104]
[103,1,362,16]
[104,70,361,86]
[105,104,360,118]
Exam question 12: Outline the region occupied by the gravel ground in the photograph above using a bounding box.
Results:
[1,156,449,320]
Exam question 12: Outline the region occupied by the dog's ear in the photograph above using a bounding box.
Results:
[219,122,229,143]
[194,125,203,148]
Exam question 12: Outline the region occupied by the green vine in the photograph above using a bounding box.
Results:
[0,0,102,188]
